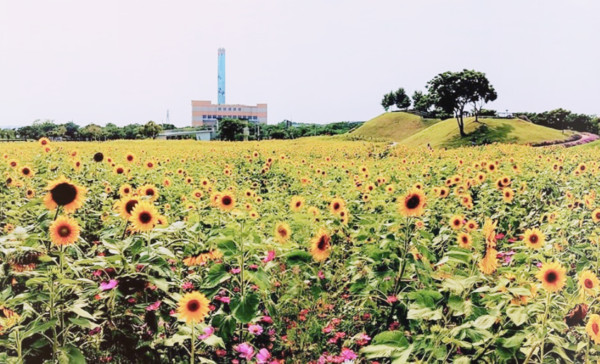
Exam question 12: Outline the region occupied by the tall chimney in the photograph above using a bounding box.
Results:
[217,48,226,105]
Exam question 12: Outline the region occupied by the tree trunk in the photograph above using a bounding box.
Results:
[457,114,466,137]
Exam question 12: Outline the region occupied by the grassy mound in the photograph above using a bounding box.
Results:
[401,117,572,148]
[349,112,440,141]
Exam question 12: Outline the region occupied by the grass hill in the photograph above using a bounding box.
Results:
[400,117,572,148]
[349,112,441,141]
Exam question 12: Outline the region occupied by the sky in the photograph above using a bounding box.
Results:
[0,0,599,128]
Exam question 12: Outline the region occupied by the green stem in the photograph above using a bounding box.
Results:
[16,327,22,364]
[49,274,58,361]
[121,220,128,240]
[190,324,195,364]
[540,291,551,362]
[59,244,65,346]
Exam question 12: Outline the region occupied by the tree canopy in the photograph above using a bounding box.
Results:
[426,69,497,137]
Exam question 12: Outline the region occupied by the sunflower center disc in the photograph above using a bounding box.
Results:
[187,300,200,312]
[406,195,420,209]
[51,183,77,206]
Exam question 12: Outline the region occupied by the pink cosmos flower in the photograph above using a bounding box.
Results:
[341,348,357,360]
[256,348,271,364]
[146,301,161,311]
[386,295,398,304]
[181,281,194,291]
[235,343,255,360]
[217,296,231,304]
[263,250,276,263]
[261,315,273,324]
[230,267,241,274]
[318,270,325,279]
[248,324,263,335]
[99,279,118,291]
[199,326,214,340]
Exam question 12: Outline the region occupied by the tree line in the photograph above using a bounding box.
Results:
[217,119,362,141]
[384,69,599,136]
[0,120,168,141]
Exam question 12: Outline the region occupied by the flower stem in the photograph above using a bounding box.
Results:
[190,324,195,364]
[540,291,551,362]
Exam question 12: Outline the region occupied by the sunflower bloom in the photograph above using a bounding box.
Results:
[217,192,235,211]
[479,246,498,275]
[523,228,545,250]
[290,196,305,212]
[592,209,600,223]
[128,201,159,232]
[43,176,87,213]
[536,261,567,292]
[586,314,600,344]
[49,216,81,246]
[449,215,463,230]
[398,189,426,217]
[177,291,210,324]
[579,270,599,296]
[274,222,291,243]
[310,229,331,262]
[457,233,472,249]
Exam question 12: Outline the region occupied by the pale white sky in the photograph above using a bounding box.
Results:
[0,0,598,127]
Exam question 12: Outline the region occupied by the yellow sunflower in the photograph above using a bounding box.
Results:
[449,215,463,230]
[592,209,600,223]
[128,201,159,232]
[465,220,478,232]
[43,176,87,213]
[217,192,235,211]
[20,166,34,178]
[116,197,139,219]
[502,188,514,202]
[119,184,133,197]
[177,291,210,324]
[310,229,331,262]
[587,314,600,344]
[139,184,159,201]
[329,198,346,215]
[523,228,545,250]
[579,270,599,296]
[398,189,426,217]
[290,196,305,212]
[49,216,80,246]
[274,222,291,243]
[536,261,567,292]
[457,232,472,249]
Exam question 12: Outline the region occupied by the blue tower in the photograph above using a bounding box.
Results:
[217,48,226,105]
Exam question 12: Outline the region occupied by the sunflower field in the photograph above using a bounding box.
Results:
[1,138,599,363]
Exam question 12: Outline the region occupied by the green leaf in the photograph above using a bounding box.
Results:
[68,317,92,329]
[506,306,528,326]
[407,306,443,321]
[246,269,270,291]
[473,315,497,330]
[203,264,230,288]
[71,306,96,321]
[217,239,237,257]
[23,319,58,338]
[63,345,86,364]
[231,293,259,323]
[286,250,312,265]
[372,331,408,346]
[202,334,225,348]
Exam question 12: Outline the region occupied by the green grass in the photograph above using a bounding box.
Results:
[400,117,573,148]
[574,139,600,149]
[348,112,441,142]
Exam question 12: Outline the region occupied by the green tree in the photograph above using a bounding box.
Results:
[381,92,394,112]
[412,91,431,113]
[80,124,104,140]
[218,118,247,141]
[394,88,411,110]
[140,121,162,139]
[426,69,497,137]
